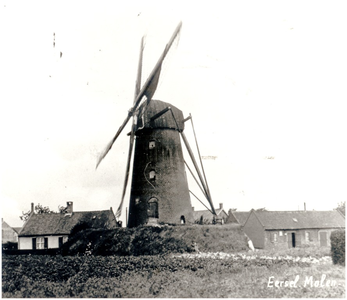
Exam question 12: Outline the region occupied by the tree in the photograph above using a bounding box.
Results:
[20,204,57,222]
[336,201,345,216]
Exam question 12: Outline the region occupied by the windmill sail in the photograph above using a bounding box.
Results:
[96,22,182,169]
[116,37,144,219]
[116,122,135,218]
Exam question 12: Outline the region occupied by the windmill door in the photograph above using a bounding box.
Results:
[147,198,158,219]
[319,232,328,247]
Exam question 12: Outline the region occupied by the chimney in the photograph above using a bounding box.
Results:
[304,202,306,211]
[192,207,194,211]
[219,203,223,210]
[31,203,34,214]
[66,201,73,213]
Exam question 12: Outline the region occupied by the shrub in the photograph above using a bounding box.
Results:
[330,229,345,265]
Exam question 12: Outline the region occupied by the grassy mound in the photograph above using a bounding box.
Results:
[61,224,248,256]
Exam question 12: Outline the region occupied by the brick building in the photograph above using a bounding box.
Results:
[243,210,345,249]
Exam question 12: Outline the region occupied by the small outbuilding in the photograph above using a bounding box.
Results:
[2,219,21,244]
[243,209,345,249]
[192,203,228,224]
[18,202,117,251]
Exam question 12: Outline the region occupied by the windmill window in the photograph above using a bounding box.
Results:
[148,198,158,218]
[180,215,186,224]
[149,140,156,149]
[149,170,156,180]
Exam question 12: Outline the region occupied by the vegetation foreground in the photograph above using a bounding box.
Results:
[2,249,345,298]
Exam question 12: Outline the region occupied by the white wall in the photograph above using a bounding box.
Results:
[18,235,68,250]
[18,237,32,250]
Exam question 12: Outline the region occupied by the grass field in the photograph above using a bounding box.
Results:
[2,247,345,298]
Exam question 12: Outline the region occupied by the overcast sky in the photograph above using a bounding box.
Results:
[1,1,347,227]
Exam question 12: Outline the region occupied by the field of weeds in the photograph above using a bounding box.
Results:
[2,247,345,298]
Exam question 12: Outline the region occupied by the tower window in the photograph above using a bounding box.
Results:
[149,170,156,180]
[149,140,156,149]
[180,215,186,224]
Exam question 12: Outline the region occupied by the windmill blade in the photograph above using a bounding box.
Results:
[116,122,135,218]
[134,36,144,104]
[133,21,182,107]
[116,37,145,218]
[96,22,182,169]
[96,113,133,169]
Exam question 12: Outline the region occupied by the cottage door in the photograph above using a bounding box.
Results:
[319,232,328,247]
[288,233,296,248]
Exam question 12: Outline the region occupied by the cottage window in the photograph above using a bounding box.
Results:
[270,232,278,243]
[305,231,312,242]
[37,237,45,249]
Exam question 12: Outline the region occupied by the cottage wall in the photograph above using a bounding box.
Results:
[18,237,32,250]
[243,212,265,248]
[19,235,68,250]
[263,228,338,249]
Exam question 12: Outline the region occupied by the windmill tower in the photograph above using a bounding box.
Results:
[96,23,216,227]
[127,100,193,227]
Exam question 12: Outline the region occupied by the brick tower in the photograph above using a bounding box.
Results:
[127,100,194,227]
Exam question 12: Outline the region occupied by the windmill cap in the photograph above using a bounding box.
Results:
[135,100,185,132]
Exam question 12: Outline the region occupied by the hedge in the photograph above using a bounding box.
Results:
[330,229,345,265]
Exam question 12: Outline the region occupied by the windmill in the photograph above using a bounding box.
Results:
[96,22,216,227]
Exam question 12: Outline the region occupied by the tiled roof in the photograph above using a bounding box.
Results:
[252,210,345,230]
[18,210,117,237]
[230,211,250,226]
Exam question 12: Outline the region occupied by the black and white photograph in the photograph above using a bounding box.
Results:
[1,0,346,298]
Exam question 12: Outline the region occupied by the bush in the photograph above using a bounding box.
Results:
[61,224,248,256]
[330,229,345,265]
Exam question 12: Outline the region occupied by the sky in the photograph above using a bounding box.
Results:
[1,1,347,227]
